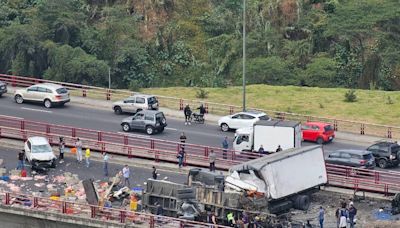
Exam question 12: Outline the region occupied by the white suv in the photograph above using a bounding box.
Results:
[14,83,70,108]
[112,94,159,115]
[24,136,57,168]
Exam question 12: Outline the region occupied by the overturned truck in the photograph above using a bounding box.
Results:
[143,146,327,225]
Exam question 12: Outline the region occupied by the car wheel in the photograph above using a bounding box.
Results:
[44,99,52,108]
[146,126,154,135]
[15,95,24,104]
[122,123,131,132]
[221,123,229,132]
[316,137,324,144]
[378,159,388,169]
[114,106,122,115]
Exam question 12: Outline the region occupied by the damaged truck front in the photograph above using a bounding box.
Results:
[226,145,328,213]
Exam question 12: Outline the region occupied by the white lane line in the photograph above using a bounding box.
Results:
[165,127,178,131]
[21,107,53,113]
[117,132,151,138]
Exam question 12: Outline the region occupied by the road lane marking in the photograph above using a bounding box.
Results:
[165,127,177,131]
[21,107,53,113]
[117,132,151,138]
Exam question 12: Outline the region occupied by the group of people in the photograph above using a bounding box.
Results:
[183,104,206,125]
[316,198,357,228]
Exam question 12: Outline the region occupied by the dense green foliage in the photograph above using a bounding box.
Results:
[0,0,399,90]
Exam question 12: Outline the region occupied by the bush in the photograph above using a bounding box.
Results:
[386,96,394,105]
[195,88,209,99]
[344,89,357,102]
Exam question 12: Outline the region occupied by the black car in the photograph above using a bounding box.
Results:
[0,81,7,97]
[326,150,375,169]
[366,141,400,168]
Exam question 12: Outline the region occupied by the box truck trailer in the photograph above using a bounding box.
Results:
[233,120,302,152]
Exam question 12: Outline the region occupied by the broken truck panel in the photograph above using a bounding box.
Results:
[229,145,327,200]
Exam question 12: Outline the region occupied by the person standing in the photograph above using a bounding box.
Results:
[17,150,25,170]
[103,152,109,176]
[209,149,217,172]
[179,132,187,153]
[122,165,131,188]
[318,206,324,228]
[222,136,229,159]
[59,137,65,163]
[177,149,185,168]
[85,148,91,168]
[338,202,349,228]
[184,104,192,125]
[152,166,158,180]
[348,202,357,228]
[75,138,83,162]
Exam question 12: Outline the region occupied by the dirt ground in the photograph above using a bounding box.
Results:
[289,191,400,227]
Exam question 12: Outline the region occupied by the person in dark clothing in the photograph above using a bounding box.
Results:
[184,104,192,125]
[156,203,163,215]
[348,203,357,228]
[59,137,65,163]
[179,132,187,152]
[152,166,158,180]
[197,104,206,115]
[177,149,185,168]
[222,136,229,159]
[17,150,25,170]
[276,145,282,152]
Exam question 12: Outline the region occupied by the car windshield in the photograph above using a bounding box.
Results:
[324,125,333,132]
[363,153,373,160]
[32,144,52,153]
[56,88,68,94]
[258,115,270,120]
[148,97,158,104]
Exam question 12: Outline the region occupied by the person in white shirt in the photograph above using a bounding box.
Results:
[122,165,130,187]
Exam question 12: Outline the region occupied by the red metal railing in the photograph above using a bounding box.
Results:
[1,73,399,138]
[0,191,228,227]
[1,115,400,195]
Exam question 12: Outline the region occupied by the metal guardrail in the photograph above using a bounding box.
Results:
[0,191,227,227]
[1,73,399,139]
[0,115,400,195]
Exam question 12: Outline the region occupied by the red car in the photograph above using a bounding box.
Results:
[302,122,335,144]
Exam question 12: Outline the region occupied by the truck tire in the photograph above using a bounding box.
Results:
[292,195,310,211]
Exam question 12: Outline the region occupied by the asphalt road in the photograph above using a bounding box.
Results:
[0,146,187,195]
[0,94,367,154]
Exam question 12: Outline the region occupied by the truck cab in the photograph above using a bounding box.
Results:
[233,127,253,152]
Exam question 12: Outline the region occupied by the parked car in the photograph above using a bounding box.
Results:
[218,111,271,132]
[326,149,375,169]
[366,141,400,168]
[112,94,159,115]
[301,122,335,144]
[0,81,7,97]
[121,110,167,135]
[24,136,56,169]
[14,83,70,108]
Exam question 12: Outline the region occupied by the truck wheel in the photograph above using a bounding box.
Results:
[221,123,229,132]
[114,106,122,114]
[122,123,131,132]
[15,95,24,104]
[293,195,310,210]
[316,137,324,144]
[146,126,154,135]
[378,159,388,169]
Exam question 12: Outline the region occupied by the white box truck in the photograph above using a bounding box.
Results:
[226,145,327,213]
[233,120,302,153]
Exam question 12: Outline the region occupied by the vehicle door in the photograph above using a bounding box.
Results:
[237,114,256,129]
[229,114,243,129]
[24,86,39,100]
[310,125,321,141]
[135,97,146,111]
[37,86,50,101]
[24,140,32,161]
[131,112,145,129]
[123,98,136,113]
[301,124,312,141]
